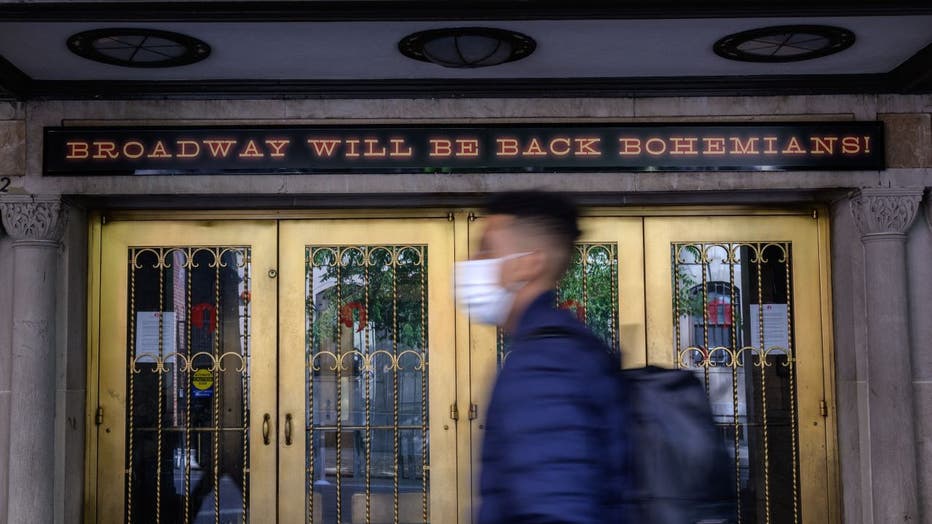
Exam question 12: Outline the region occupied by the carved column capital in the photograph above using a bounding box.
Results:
[850,187,923,239]
[0,194,67,244]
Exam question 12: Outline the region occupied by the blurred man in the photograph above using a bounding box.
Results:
[456,190,630,524]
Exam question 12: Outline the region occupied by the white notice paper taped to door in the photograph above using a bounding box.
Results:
[748,304,789,352]
[135,311,176,357]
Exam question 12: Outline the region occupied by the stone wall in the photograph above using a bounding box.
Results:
[0,93,930,523]
[4,95,930,199]
[0,100,23,524]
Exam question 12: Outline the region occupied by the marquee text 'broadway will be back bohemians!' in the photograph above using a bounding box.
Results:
[44,122,884,174]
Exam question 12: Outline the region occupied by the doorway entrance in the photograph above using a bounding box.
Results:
[87,209,835,524]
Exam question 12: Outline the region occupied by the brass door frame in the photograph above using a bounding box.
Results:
[461,208,838,524]
[86,207,839,524]
[278,218,459,523]
[86,213,464,524]
[90,219,279,523]
[643,214,835,524]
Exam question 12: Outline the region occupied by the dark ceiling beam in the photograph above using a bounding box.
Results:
[23,73,896,100]
[0,0,931,22]
[889,42,932,93]
[0,54,31,100]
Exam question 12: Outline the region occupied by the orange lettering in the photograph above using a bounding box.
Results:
[176,140,200,159]
[523,138,547,157]
[65,141,89,160]
[497,138,519,157]
[92,141,118,160]
[763,136,779,154]
[238,140,264,158]
[782,137,806,155]
[429,139,453,158]
[389,138,413,158]
[455,139,479,157]
[810,136,837,155]
[307,139,341,158]
[147,140,172,159]
[204,140,237,158]
[344,139,361,158]
[549,137,571,157]
[123,141,144,159]
[730,137,759,155]
[363,138,387,158]
[618,138,641,156]
[574,137,601,156]
[841,136,861,154]
[453,138,478,157]
[702,138,726,155]
[669,137,698,156]
[264,139,290,158]
[645,138,666,156]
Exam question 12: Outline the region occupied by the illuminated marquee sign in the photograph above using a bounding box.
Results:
[43,122,884,175]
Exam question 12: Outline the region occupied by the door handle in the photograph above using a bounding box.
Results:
[262,413,271,445]
[285,413,293,446]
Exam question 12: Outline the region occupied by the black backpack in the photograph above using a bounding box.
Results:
[528,327,735,524]
[622,365,735,523]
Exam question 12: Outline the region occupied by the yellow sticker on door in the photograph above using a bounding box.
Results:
[192,369,214,398]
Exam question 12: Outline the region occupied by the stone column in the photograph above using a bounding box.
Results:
[920,193,932,524]
[851,187,923,523]
[0,195,66,524]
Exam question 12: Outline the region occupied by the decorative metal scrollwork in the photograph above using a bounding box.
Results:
[671,239,800,523]
[309,349,428,372]
[130,350,248,373]
[677,345,795,368]
[311,245,425,268]
[131,246,248,270]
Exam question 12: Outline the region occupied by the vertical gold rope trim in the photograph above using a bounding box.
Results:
[392,249,400,524]
[127,250,137,524]
[213,248,221,524]
[729,245,742,524]
[420,246,429,524]
[306,247,315,523]
[610,245,618,353]
[184,249,193,524]
[156,248,165,524]
[241,249,251,524]
[672,245,682,370]
[784,246,800,524]
[364,248,372,524]
[701,245,711,397]
[756,244,772,524]
[336,253,344,524]
[581,245,589,326]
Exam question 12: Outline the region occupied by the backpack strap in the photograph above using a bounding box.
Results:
[522,325,576,341]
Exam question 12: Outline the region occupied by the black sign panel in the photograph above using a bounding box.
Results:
[43,122,884,175]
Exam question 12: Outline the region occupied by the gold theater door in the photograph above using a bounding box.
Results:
[467,211,835,524]
[90,210,835,524]
[643,215,834,524]
[91,217,457,524]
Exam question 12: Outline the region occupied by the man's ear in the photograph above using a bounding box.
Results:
[505,251,546,287]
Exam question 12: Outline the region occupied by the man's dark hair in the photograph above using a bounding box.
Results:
[485,190,582,246]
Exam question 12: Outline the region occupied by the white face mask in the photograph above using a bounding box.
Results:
[454,253,528,326]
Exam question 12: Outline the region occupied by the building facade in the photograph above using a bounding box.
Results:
[1,3,931,524]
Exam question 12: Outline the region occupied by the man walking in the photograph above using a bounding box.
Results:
[456,190,630,524]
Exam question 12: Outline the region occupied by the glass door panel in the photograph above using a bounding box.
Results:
[279,219,457,523]
[644,215,829,524]
[97,221,278,524]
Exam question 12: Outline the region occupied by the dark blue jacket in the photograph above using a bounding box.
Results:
[478,291,631,524]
